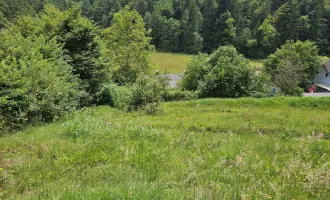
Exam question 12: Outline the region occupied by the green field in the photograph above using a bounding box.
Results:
[249,59,264,71]
[1,98,330,199]
[151,52,264,74]
[150,52,193,74]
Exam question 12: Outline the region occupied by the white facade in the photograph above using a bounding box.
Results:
[314,67,330,85]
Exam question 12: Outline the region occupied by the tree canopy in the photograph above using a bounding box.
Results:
[182,46,258,98]
[1,0,330,57]
[102,6,154,85]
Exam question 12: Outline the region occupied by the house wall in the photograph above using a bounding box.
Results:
[314,68,330,85]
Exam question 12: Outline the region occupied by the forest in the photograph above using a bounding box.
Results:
[1,0,330,58]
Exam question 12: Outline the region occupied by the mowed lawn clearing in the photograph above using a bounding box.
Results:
[150,52,193,74]
[1,97,330,199]
[151,52,264,74]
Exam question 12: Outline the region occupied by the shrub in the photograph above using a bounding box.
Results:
[15,4,107,105]
[96,84,133,111]
[272,60,304,96]
[141,102,164,115]
[0,31,79,133]
[97,75,167,114]
[161,89,198,102]
[130,75,164,113]
[182,46,257,98]
[181,53,208,91]
[250,73,272,98]
[264,40,321,91]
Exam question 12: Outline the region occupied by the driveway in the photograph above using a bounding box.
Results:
[304,93,330,97]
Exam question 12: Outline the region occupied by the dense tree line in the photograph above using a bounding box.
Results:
[1,0,330,57]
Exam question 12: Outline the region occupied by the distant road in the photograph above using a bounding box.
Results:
[166,74,182,88]
[304,93,330,97]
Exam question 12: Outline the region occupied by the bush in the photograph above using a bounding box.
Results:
[97,75,167,114]
[141,102,164,115]
[250,73,272,98]
[0,31,79,133]
[130,75,164,113]
[264,40,321,91]
[182,46,257,98]
[161,89,198,102]
[272,60,305,96]
[181,53,208,91]
[96,84,133,111]
[15,4,107,105]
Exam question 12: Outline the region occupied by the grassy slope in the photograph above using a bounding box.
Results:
[150,52,264,74]
[1,98,330,199]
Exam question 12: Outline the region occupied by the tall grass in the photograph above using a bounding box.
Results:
[1,97,330,199]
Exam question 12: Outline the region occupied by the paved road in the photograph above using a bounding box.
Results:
[166,74,182,88]
[304,93,330,97]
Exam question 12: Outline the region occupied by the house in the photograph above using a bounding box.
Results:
[314,60,330,92]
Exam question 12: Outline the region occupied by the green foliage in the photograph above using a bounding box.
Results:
[161,89,198,102]
[181,0,203,53]
[256,16,279,56]
[264,40,322,92]
[102,6,154,85]
[0,0,43,27]
[14,4,107,104]
[250,73,272,98]
[97,75,168,114]
[96,84,133,111]
[181,53,208,91]
[0,30,78,133]
[130,75,163,112]
[199,46,256,98]
[182,46,258,98]
[2,0,330,57]
[159,18,181,52]
[270,59,304,96]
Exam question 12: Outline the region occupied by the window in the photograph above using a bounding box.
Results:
[326,73,329,77]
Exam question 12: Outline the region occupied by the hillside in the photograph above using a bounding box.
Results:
[1,98,330,199]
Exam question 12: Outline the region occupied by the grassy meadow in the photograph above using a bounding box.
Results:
[249,59,264,72]
[150,52,193,74]
[1,97,330,199]
[151,52,264,74]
